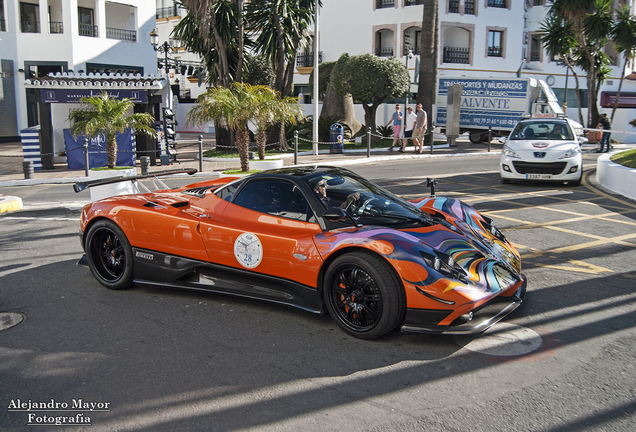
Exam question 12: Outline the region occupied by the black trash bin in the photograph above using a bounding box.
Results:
[329,123,344,154]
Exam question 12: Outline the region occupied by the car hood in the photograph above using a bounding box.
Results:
[506,139,579,154]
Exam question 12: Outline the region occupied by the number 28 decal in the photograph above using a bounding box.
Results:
[233,233,263,269]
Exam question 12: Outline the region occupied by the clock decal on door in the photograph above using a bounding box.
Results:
[234,233,263,269]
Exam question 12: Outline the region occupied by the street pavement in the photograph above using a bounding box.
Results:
[1,136,634,211]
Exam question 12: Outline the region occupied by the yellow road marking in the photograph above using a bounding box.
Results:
[535,260,613,274]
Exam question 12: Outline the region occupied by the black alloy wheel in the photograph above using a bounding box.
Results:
[324,251,405,339]
[85,220,134,290]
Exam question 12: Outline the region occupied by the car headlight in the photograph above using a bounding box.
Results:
[502,145,521,159]
[558,146,581,159]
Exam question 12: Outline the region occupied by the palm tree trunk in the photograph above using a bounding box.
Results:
[611,58,628,122]
[418,0,439,132]
[236,130,250,172]
[256,131,266,160]
[106,138,117,169]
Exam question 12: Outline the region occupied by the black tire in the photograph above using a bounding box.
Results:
[323,251,405,339]
[469,131,484,144]
[501,177,511,184]
[569,170,583,187]
[85,219,134,290]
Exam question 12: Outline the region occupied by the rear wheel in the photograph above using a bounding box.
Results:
[323,252,405,339]
[469,130,485,144]
[85,220,134,290]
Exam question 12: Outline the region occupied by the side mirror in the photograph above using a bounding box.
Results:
[578,136,589,145]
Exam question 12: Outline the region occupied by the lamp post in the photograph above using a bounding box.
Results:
[150,28,176,109]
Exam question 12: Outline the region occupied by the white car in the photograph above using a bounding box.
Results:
[500,116,586,186]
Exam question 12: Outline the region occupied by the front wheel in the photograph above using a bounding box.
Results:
[85,219,134,290]
[469,130,485,144]
[323,252,405,339]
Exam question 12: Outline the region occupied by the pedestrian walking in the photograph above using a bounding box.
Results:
[401,106,417,152]
[413,103,428,153]
[386,104,403,152]
[599,113,611,153]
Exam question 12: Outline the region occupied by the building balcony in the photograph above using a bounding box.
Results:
[404,45,419,56]
[406,0,424,5]
[376,47,394,57]
[79,23,98,37]
[49,22,63,34]
[488,47,502,57]
[21,20,40,33]
[449,0,459,13]
[296,52,322,67]
[488,0,506,7]
[107,27,137,42]
[376,0,395,9]
[465,0,475,14]
[443,46,469,64]
[157,5,180,20]
[530,52,541,62]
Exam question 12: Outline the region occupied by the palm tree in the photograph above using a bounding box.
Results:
[68,92,156,169]
[548,0,613,127]
[540,13,584,124]
[251,86,303,160]
[610,4,636,121]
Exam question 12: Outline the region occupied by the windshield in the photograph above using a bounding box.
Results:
[509,121,574,141]
[306,170,431,226]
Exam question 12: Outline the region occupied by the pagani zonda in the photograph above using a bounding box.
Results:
[77,166,526,339]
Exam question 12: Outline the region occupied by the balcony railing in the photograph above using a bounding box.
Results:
[79,23,98,37]
[376,0,395,8]
[449,0,459,13]
[406,0,424,5]
[49,22,63,34]
[157,5,180,19]
[1,19,6,32]
[488,0,506,7]
[376,48,394,57]
[488,46,502,57]
[296,51,323,67]
[443,46,469,64]
[107,27,137,42]
[21,20,40,33]
[530,52,541,62]
[465,0,475,14]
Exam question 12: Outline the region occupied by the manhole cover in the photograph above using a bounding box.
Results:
[0,313,26,331]
[454,323,542,356]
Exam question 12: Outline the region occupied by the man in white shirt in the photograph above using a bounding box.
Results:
[401,106,417,152]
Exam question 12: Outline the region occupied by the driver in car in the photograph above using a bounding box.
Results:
[312,178,360,209]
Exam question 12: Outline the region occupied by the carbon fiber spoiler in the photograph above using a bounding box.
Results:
[73,168,197,193]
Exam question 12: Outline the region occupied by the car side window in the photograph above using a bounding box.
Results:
[232,179,316,222]
[214,179,243,202]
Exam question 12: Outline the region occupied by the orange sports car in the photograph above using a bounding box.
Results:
[77,166,526,339]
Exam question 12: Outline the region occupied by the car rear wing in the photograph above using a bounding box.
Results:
[73,168,197,193]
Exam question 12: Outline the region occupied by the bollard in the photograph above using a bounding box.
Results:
[83,138,90,177]
[23,160,34,180]
[488,126,492,153]
[367,127,371,158]
[198,135,203,173]
[140,156,150,175]
[294,131,298,165]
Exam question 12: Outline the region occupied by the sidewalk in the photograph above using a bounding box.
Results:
[0,136,503,186]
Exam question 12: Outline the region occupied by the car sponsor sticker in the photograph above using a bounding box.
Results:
[234,233,263,269]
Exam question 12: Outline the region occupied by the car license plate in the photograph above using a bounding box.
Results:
[526,174,552,180]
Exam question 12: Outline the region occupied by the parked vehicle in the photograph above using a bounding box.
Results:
[436,77,564,143]
[500,114,587,186]
[76,166,526,339]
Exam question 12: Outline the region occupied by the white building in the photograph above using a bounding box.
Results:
[292,0,636,142]
[0,0,161,146]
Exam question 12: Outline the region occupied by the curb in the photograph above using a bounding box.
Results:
[596,152,636,202]
[0,194,23,213]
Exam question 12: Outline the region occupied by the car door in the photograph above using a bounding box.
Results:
[199,178,324,288]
